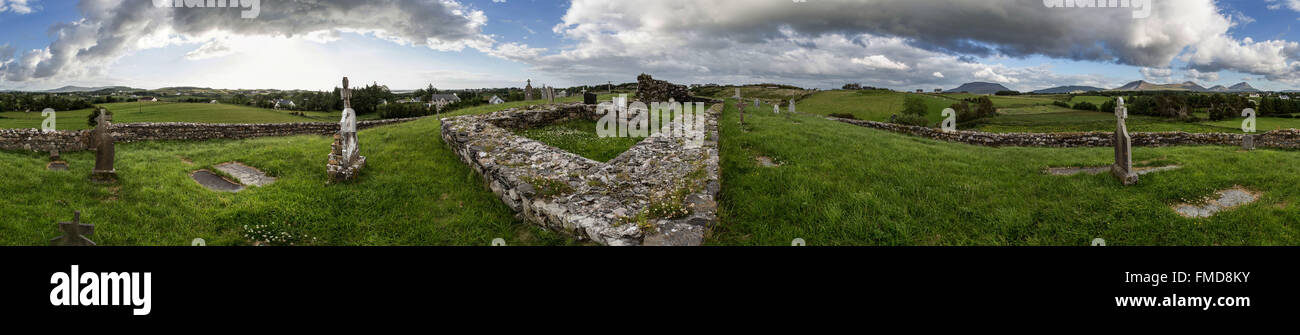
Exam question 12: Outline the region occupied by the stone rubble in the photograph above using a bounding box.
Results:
[441,102,722,246]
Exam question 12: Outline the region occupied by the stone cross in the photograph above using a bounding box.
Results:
[1111,97,1138,185]
[90,109,116,183]
[525,79,534,101]
[50,211,95,246]
[341,77,353,110]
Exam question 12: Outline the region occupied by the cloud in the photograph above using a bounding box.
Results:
[1184,69,1219,82]
[0,0,36,14]
[1265,0,1300,12]
[485,0,1298,90]
[1,0,491,84]
[1141,67,1173,81]
[185,39,234,60]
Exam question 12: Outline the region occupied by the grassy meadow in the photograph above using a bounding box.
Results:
[0,95,603,246]
[711,97,1300,245]
[514,119,645,162]
[0,102,338,130]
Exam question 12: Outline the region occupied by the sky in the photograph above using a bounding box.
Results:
[3,0,1300,92]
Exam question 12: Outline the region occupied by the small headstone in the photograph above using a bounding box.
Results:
[774,105,780,114]
[1111,98,1138,185]
[753,99,759,109]
[89,109,117,183]
[1243,135,1255,150]
[584,92,598,105]
[328,77,367,182]
[789,99,796,114]
[48,150,67,171]
[524,79,534,101]
[50,211,95,246]
[733,88,741,99]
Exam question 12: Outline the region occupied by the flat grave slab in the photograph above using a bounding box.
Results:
[215,162,277,187]
[1173,186,1260,218]
[192,170,244,193]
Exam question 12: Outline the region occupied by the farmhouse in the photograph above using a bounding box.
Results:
[273,99,296,110]
[429,93,461,110]
[137,97,158,102]
[489,95,505,105]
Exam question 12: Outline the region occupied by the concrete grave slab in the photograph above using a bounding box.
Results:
[215,162,277,187]
[1173,186,1260,218]
[192,170,244,193]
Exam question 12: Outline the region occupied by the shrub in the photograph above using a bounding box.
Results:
[86,108,113,127]
[893,114,930,127]
[1052,101,1070,108]
[902,95,928,117]
[1072,101,1098,111]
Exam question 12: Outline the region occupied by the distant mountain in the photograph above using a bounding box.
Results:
[1031,85,1106,94]
[1208,85,1229,92]
[944,82,1012,94]
[41,85,135,93]
[1229,82,1259,92]
[1112,80,1206,92]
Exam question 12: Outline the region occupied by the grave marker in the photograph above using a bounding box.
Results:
[789,99,796,114]
[1111,97,1138,185]
[50,211,95,246]
[328,77,367,182]
[89,109,117,183]
[525,79,534,101]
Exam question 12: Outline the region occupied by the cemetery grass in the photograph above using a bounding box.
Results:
[0,97,602,246]
[0,102,328,130]
[514,118,645,162]
[798,90,956,124]
[710,98,1300,246]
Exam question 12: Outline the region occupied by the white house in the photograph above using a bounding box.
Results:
[429,93,461,110]
[489,95,505,105]
[274,99,296,110]
[209,100,219,104]
[138,97,158,102]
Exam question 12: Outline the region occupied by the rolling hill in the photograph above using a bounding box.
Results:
[1031,85,1106,94]
[945,82,1012,94]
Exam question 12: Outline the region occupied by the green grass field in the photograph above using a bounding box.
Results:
[711,98,1300,245]
[799,90,955,123]
[0,102,330,130]
[0,95,605,246]
[513,119,645,162]
[4,89,1299,246]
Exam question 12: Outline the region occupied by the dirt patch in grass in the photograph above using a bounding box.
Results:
[755,156,781,167]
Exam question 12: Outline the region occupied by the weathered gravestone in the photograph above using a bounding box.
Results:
[48,150,67,171]
[753,99,759,109]
[50,211,95,246]
[1111,97,1138,185]
[738,100,746,124]
[327,77,367,182]
[774,105,780,114]
[1243,135,1255,150]
[525,79,534,101]
[789,99,796,114]
[547,86,555,104]
[89,110,117,183]
[584,92,598,105]
[734,88,741,98]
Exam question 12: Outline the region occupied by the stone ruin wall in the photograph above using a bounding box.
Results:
[829,116,1300,149]
[0,117,423,153]
[636,73,700,103]
[442,102,722,246]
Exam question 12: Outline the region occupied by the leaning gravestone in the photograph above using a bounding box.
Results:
[89,110,117,183]
[327,77,367,182]
[1111,98,1138,185]
[50,211,95,246]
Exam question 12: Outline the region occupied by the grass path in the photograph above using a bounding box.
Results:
[710,98,1300,246]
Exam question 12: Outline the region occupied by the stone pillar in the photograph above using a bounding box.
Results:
[1111,98,1138,185]
[328,77,366,182]
[90,110,117,183]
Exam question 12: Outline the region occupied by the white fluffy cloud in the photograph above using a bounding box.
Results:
[491,0,1300,90]
[0,0,36,14]
[1,0,491,84]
